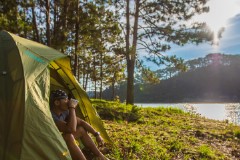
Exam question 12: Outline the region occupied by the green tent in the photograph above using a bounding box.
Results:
[0,30,110,160]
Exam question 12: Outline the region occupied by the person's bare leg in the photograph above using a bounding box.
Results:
[73,126,107,160]
[62,133,86,160]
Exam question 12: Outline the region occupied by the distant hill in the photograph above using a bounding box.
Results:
[103,53,240,103]
[136,54,240,102]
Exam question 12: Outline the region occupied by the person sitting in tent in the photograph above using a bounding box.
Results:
[50,89,108,160]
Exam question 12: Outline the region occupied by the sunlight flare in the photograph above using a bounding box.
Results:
[194,0,240,46]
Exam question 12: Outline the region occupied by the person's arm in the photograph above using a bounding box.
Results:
[55,100,78,133]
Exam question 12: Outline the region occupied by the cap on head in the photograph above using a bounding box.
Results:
[50,89,68,100]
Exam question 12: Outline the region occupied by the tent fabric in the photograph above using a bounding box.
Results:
[0,31,25,160]
[0,30,110,160]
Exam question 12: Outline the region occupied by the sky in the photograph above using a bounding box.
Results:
[164,0,240,61]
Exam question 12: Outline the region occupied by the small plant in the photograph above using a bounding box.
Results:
[110,146,122,160]
[183,103,197,114]
[155,147,170,160]
[127,105,142,122]
[130,141,141,152]
[169,139,183,152]
[198,145,215,159]
[188,136,198,144]
[234,130,240,139]
[225,103,240,125]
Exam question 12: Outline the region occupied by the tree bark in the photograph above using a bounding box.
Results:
[112,81,115,100]
[45,0,51,46]
[126,59,134,104]
[53,0,57,44]
[73,0,80,76]
[60,0,69,52]
[31,0,40,42]
[93,56,97,99]
[126,0,140,104]
[100,52,103,99]
[125,0,131,104]
[85,72,89,91]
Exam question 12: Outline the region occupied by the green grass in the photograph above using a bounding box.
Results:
[91,99,240,160]
[234,130,240,139]
[197,145,215,159]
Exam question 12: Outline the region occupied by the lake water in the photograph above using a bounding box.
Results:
[135,103,235,121]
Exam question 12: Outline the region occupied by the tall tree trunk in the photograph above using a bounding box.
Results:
[125,0,131,104]
[30,0,39,42]
[45,0,51,46]
[93,56,97,99]
[12,0,18,33]
[31,0,40,42]
[112,81,115,100]
[23,0,27,38]
[61,0,69,52]
[85,73,89,91]
[83,63,89,91]
[74,24,79,76]
[73,1,79,76]
[100,52,103,99]
[126,0,140,104]
[126,60,134,104]
[82,73,85,89]
[94,80,97,99]
[78,63,80,81]
[82,64,86,90]
[132,0,140,62]
[53,0,57,44]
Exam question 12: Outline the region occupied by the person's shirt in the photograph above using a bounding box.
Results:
[51,110,69,123]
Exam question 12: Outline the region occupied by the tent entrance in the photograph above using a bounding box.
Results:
[49,66,85,119]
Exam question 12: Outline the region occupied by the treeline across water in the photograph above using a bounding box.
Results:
[102,53,240,103]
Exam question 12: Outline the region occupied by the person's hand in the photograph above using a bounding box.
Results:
[96,135,104,147]
[68,98,78,109]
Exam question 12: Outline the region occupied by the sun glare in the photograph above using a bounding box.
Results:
[193,0,240,47]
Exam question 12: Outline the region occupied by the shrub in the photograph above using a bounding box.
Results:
[91,99,141,122]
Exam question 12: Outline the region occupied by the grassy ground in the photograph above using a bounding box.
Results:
[91,99,240,160]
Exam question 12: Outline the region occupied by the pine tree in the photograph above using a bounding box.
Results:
[112,0,214,104]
